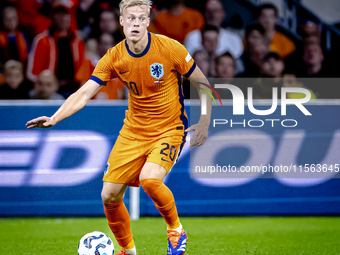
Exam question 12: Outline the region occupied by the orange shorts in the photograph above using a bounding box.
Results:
[103,134,186,187]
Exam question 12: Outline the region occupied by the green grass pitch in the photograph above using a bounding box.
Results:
[0,216,339,254]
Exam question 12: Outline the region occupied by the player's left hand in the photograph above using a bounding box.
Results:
[185,123,209,148]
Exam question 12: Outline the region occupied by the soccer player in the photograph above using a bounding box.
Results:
[26,0,212,254]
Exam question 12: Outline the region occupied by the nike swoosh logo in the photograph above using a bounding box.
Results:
[161,157,170,163]
[119,71,129,74]
[166,204,174,212]
[112,229,123,233]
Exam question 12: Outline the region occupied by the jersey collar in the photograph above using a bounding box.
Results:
[125,32,151,58]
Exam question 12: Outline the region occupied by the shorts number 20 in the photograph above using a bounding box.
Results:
[160,143,177,161]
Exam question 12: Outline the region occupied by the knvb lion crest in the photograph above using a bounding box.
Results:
[150,63,164,79]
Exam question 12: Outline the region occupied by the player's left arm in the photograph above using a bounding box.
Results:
[186,65,212,147]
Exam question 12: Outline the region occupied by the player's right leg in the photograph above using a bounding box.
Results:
[101,134,147,255]
[101,182,137,255]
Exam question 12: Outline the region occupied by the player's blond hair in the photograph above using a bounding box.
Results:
[119,0,152,16]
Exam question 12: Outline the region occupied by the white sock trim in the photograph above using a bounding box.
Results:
[168,223,183,233]
[125,246,136,255]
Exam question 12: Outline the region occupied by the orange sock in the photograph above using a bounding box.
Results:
[103,201,133,248]
[140,178,181,229]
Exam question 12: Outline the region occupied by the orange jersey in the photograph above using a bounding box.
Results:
[91,32,196,139]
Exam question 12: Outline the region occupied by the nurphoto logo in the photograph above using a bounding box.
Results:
[199,84,312,128]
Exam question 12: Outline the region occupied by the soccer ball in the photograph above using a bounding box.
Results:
[77,231,114,255]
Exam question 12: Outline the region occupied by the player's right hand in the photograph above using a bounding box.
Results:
[26,116,56,129]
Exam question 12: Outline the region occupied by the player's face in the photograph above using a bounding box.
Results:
[120,5,150,43]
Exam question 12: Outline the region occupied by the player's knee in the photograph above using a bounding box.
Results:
[140,178,163,195]
[101,189,123,203]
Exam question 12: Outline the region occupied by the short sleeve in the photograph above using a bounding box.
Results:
[90,49,117,86]
[170,40,196,78]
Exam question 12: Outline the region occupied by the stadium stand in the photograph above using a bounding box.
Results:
[0,0,339,99]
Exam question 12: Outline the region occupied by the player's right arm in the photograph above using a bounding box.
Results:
[26,80,102,129]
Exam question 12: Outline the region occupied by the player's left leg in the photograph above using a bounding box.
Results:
[140,156,187,254]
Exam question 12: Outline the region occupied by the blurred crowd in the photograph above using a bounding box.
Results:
[0,0,339,100]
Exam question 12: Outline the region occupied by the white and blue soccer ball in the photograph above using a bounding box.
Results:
[77,231,114,255]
